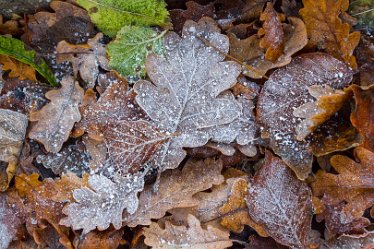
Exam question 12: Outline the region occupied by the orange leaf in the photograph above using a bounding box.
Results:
[0,55,36,81]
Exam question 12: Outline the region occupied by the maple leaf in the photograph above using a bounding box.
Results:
[29,76,84,153]
[144,214,233,249]
[0,55,36,81]
[60,173,144,234]
[246,151,313,249]
[76,0,170,37]
[312,147,374,227]
[257,53,353,179]
[134,18,243,173]
[107,26,166,79]
[56,33,109,87]
[0,109,28,191]
[258,2,285,62]
[349,85,374,152]
[229,16,307,79]
[299,0,361,68]
[320,233,374,249]
[123,158,224,227]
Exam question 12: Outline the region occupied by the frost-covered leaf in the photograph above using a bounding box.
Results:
[123,158,224,227]
[107,26,165,79]
[144,214,232,249]
[320,233,374,249]
[257,53,353,179]
[60,173,144,234]
[76,0,169,37]
[134,18,242,173]
[300,0,361,68]
[246,151,313,249]
[29,76,84,153]
[56,33,109,87]
[0,109,28,191]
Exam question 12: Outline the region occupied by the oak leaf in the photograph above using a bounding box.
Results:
[144,214,232,249]
[246,151,313,249]
[123,158,224,227]
[0,15,21,36]
[299,0,361,68]
[0,55,36,81]
[320,233,374,249]
[257,53,353,179]
[56,33,109,87]
[77,229,124,249]
[29,76,84,153]
[312,147,374,227]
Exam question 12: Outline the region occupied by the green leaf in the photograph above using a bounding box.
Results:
[76,0,170,37]
[0,35,58,86]
[107,26,166,79]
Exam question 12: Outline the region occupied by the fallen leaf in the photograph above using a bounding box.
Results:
[354,35,374,87]
[257,53,353,179]
[56,33,109,87]
[299,0,361,68]
[0,0,50,18]
[246,151,313,249]
[247,235,289,249]
[77,229,124,249]
[144,214,232,249]
[29,76,84,153]
[76,0,170,37]
[258,2,285,62]
[0,109,28,191]
[123,158,224,227]
[312,147,374,228]
[320,233,374,249]
[0,15,22,36]
[0,55,36,81]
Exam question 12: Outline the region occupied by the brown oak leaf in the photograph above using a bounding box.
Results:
[320,233,374,249]
[77,229,125,249]
[256,53,353,179]
[29,76,84,153]
[0,15,22,36]
[0,55,36,81]
[299,0,361,68]
[246,151,313,249]
[144,214,232,249]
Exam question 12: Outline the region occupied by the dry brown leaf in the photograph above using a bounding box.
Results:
[0,55,36,81]
[0,15,22,36]
[123,158,224,227]
[320,233,374,249]
[312,147,374,229]
[299,0,361,68]
[56,33,109,87]
[144,214,232,249]
[29,75,84,153]
[258,2,285,62]
[257,53,353,180]
[246,151,313,249]
[77,229,124,249]
[0,109,28,191]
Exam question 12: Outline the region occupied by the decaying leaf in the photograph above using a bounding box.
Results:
[349,85,374,152]
[77,229,125,249]
[60,172,144,234]
[320,233,374,249]
[29,76,84,153]
[0,15,22,36]
[0,55,36,81]
[229,16,307,78]
[123,158,224,227]
[0,109,28,191]
[258,3,285,62]
[299,0,361,68]
[56,33,109,87]
[257,53,353,179]
[144,214,232,249]
[246,151,313,249]
[76,0,169,37]
[107,26,165,79]
[312,147,374,227]
[134,18,244,173]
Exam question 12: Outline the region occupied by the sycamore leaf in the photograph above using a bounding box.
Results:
[0,109,28,191]
[257,53,353,179]
[107,26,165,79]
[246,151,313,249]
[134,18,243,173]
[123,158,224,227]
[60,173,144,234]
[0,35,57,86]
[258,2,285,62]
[312,147,374,227]
[299,0,361,68]
[0,55,36,81]
[144,214,233,249]
[320,233,374,249]
[29,76,84,153]
[76,0,170,37]
[56,33,109,87]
